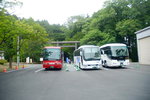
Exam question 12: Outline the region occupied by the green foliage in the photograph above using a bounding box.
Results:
[80,29,115,46]
[116,19,141,36]
[65,15,87,39]
[0,0,23,12]
[1,0,150,62]
[0,59,7,65]
[0,10,49,67]
[64,0,150,61]
[37,20,66,41]
[19,18,48,62]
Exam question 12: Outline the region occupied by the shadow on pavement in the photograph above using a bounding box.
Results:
[82,68,102,71]
[44,68,62,71]
[103,66,128,70]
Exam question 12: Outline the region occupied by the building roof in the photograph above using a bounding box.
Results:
[135,26,150,34]
[135,26,150,40]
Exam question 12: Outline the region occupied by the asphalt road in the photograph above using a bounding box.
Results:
[0,63,150,100]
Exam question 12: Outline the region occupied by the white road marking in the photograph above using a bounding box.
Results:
[6,70,17,73]
[35,68,44,73]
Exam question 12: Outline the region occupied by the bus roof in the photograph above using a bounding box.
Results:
[100,43,126,48]
[44,46,61,49]
[78,45,99,49]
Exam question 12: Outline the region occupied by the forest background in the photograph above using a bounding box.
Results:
[0,0,150,68]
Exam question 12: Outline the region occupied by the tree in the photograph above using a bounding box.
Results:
[116,19,141,61]
[79,0,150,61]
[0,9,14,45]
[37,20,66,41]
[0,11,34,68]
[65,15,87,40]
[80,29,115,46]
[0,0,22,15]
[0,10,49,68]
[21,18,48,62]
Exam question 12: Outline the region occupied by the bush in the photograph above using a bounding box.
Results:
[0,59,8,65]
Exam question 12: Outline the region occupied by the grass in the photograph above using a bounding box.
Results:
[0,63,27,72]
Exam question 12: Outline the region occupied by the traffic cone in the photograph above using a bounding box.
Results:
[15,66,18,70]
[22,65,25,69]
[3,68,7,72]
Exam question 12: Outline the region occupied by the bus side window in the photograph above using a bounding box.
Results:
[102,47,111,56]
[101,50,104,54]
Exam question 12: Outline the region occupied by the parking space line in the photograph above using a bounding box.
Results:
[35,68,44,73]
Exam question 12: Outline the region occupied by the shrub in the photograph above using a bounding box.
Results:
[0,59,8,65]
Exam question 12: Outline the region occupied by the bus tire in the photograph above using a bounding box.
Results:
[45,68,49,70]
[104,60,107,67]
[102,60,105,67]
[58,68,62,70]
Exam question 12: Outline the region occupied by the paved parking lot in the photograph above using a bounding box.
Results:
[0,63,150,100]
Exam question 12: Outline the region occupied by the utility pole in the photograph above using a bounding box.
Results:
[17,36,20,67]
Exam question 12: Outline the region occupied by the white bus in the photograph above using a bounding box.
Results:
[100,43,129,67]
[74,45,102,69]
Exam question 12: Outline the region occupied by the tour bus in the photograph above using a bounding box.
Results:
[74,45,102,69]
[42,47,63,70]
[100,43,129,67]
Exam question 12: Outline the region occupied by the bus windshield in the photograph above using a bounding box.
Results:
[111,46,128,57]
[83,47,100,61]
[43,48,61,60]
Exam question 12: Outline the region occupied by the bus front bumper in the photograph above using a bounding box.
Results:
[109,60,129,67]
[43,64,62,69]
[82,64,102,69]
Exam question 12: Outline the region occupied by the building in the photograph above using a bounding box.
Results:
[135,26,150,65]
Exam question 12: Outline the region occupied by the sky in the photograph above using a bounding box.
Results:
[14,0,107,25]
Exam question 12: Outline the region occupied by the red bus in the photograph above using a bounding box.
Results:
[42,47,63,70]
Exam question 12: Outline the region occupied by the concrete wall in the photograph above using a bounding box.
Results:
[135,26,150,65]
[138,36,150,65]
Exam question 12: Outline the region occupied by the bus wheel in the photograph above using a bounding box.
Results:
[58,68,62,70]
[102,60,105,67]
[45,68,49,70]
[104,61,107,67]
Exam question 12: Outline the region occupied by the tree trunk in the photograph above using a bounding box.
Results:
[9,57,13,69]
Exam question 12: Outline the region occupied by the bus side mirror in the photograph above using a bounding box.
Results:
[80,52,82,55]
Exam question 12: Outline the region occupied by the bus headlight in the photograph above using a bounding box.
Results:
[43,62,55,65]
[56,62,62,65]
[43,62,48,65]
